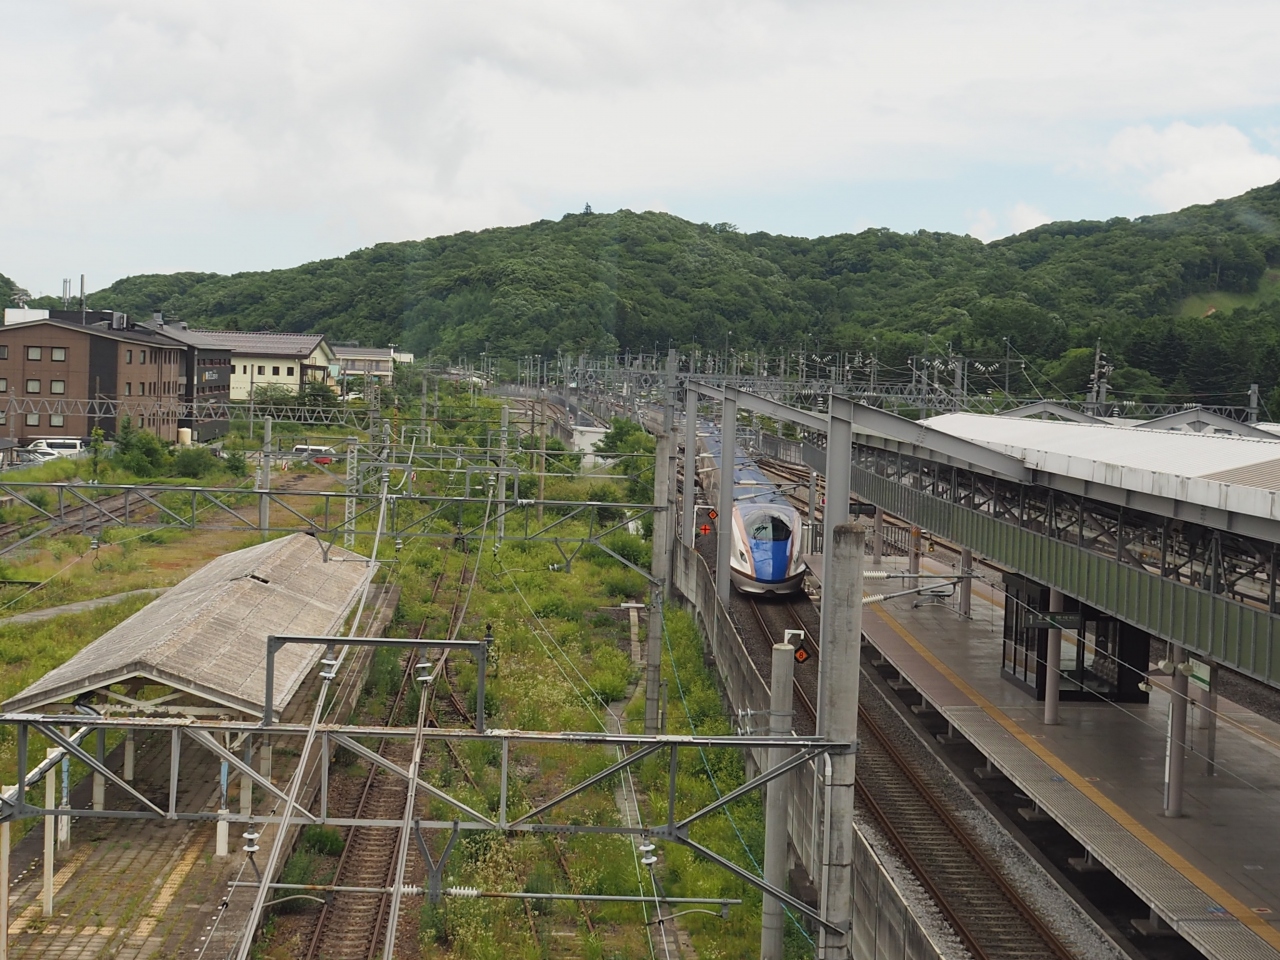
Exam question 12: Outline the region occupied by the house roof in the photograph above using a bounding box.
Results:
[3,533,373,719]
[191,330,331,360]
[0,318,190,349]
[333,345,394,360]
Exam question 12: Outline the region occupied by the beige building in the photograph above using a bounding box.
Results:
[193,331,338,400]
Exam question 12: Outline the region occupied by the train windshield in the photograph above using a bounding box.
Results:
[748,515,792,542]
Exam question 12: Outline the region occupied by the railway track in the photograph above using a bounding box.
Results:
[303,570,458,960]
[745,595,1076,960]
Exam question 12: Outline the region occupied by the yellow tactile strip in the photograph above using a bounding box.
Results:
[872,605,1280,954]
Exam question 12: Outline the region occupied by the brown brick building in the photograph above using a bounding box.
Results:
[0,319,190,442]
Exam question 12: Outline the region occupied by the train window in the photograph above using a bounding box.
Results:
[749,516,792,541]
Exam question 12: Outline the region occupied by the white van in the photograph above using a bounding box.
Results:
[28,438,86,458]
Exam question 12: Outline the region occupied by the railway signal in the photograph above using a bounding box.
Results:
[707,509,718,520]
[699,523,712,536]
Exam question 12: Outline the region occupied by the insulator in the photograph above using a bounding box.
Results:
[861,594,886,605]
[447,886,480,898]
[863,571,889,579]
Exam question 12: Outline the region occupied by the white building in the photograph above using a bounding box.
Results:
[193,331,338,400]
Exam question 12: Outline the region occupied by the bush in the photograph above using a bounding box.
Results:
[172,447,218,478]
[300,825,344,857]
[224,450,247,477]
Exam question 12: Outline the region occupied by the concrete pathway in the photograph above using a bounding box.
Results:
[0,588,166,625]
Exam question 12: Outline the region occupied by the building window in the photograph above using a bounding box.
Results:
[271,365,279,376]
[25,413,39,427]
[0,346,7,360]
[257,365,265,376]
[242,365,247,375]
[126,350,133,364]
[50,380,65,395]
[49,414,64,428]
[0,412,6,425]
[287,366,294,376]
[0,379,7,392]
[25,380,39,394]
[51,347,66,362]
[26,346,41,361]
[125,382,132,396]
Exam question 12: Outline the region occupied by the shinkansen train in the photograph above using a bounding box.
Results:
[697,426,807,594]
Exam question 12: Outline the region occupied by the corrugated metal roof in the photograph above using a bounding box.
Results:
[3,534,373,718]
[191,330,328,359]
[924,413,1280,482]
[920,412,1280,529]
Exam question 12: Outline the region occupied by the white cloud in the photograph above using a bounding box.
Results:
[4,1,1280,288]
[1105,122,1280,208]
[967,209,999,241]
[1008,203,1050,234]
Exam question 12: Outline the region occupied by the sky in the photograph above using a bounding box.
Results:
[4,0,1280,297]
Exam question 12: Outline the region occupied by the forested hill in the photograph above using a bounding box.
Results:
[15,181,1280,404]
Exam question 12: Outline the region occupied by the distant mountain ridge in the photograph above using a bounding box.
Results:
[9,181,1280,405]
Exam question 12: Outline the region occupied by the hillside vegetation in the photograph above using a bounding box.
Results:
[13,181,1280,405]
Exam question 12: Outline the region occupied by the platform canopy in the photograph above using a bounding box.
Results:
[3,533,374,719]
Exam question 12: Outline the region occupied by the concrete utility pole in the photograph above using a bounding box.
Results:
[682,387,698,544]
[497,405,508,544]
[716,395,737,604]
[760,642,795,960]
[1164,645,1190,818]
[872,507,884,567]
[258,417,272,539]
[645,430,671,735]
[663,348,678,597]
[537,387,547,527]
[818,523,862,959]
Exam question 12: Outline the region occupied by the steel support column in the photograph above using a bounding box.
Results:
[1044,588,1063,726]
[1164,646,1189,818]
[958,547,973,619]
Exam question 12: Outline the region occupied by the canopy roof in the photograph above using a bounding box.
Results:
[4,533,373,718]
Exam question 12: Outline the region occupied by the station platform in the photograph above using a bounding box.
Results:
[806,550,1280,960]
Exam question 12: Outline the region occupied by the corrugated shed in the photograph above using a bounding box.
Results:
[3,533,374,717]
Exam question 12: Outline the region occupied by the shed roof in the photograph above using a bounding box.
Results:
[3,534,373,718]
[192,330,330,359]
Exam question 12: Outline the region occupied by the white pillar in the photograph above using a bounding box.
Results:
[818,523,861,959]
[908,526,921,576]
[43,750,56,917]
[123,729,135,781]
[1,785,10,960]
[216,755,230,858]
[1044,588,1063,725]
[92,729,105,812]
[1164,646,1189,818]
[761,642,795,960]
[872,507,883,567]
[57,746,70,851]
[241,737,254,817]
[259,740,272,780]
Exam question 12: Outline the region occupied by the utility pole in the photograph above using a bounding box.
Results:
[645,429,671,735]
[1248,383,1260,424]
[817,523,861,959]
[537,386,547,527]
[760,641,795,960]
[257,417,272,540]
[497,405,508,544]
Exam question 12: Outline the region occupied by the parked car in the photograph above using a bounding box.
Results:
[28,438,86,459]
